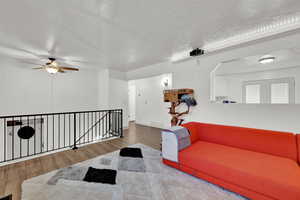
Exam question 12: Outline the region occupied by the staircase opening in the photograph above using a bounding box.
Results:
[0,109,123,165]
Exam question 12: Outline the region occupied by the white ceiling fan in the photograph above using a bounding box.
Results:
[0,41,97,74]
[32,57,79,74]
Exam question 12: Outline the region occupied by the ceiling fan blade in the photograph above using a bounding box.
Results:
[58,69,66,73]
[59,66,79,71]
[0,43,38,57]
[65,59,98,64]
[0,42,52,61]
[46,36,58,58]
[18,60,43,65]
[32,66,45,70]
[221,58,242,64]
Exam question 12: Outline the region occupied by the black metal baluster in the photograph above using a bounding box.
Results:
[12,117,14,160]
[52,115,55,150]
[79,113,81,144]
[47,115,49,152]
[4,119,6,162]
[118,110,120,136]
[96,112,98,139]
[87,112,90,142]
[91,112,94,141]
[104,112,106,138]
[92,112,94,141]
[121,109,123,138]
[118,110,122,136]
[27,116,29,156]
[34,116,36,155]
[64,114,66,148]
[116,111,118,135]
[94,112,96,140]
[113,111,115,136]
[95,112,97,140]
[98,112,100,139]
[40,115,43,153]
[102,112,104,138]
[83,113,86,144]
[111,111,114,135]
[73,113,77,150]
[20,116,22,158]
[108,111,111,138]
[69,114,71,146]
[106,111,108,138]
[118,111,121,136]
[114,111,117,135]
[116,111,118,136]
[58,114,60,149]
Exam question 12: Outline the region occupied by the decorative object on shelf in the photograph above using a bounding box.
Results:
[164,89,197,126]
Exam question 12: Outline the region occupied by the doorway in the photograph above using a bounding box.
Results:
[128,81,136,122]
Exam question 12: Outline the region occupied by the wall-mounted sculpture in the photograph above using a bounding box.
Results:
[164,89,197,126]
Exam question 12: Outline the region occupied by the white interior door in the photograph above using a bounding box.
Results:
[128,84,136,121]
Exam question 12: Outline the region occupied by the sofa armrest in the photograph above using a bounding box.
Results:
[161,126,191,163]
[162,130,179,162]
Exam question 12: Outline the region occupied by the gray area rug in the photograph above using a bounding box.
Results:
[118,157,146,172]
[22,144,248,200]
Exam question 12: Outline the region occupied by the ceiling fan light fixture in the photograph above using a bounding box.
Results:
[259,55,275,64]
[46,66,59,74]
[51,61,58,67]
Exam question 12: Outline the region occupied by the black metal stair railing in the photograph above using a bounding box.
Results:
[0,109,123,164]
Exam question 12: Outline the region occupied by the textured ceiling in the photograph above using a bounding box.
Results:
[0,0,300,71]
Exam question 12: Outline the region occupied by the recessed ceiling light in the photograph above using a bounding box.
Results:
[259,56,275,64]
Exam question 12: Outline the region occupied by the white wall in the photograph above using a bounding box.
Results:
[128,80,136,121]
[127,32,300,133]
[98,68,110,109]
[0,64,119,162]
[0,62,103,115]
[0,62,130,131]
[133,73,172,129]
[108,70,129,128]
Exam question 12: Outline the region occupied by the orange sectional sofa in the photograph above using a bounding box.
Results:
[162,122,300,200]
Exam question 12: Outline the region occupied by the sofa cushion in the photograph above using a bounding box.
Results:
[179,141,300,200]
[182,122,298,161]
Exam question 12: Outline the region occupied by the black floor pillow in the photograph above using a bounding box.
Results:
[0,195,12,200]
[119,147,143,158]
[83,167,117,185]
